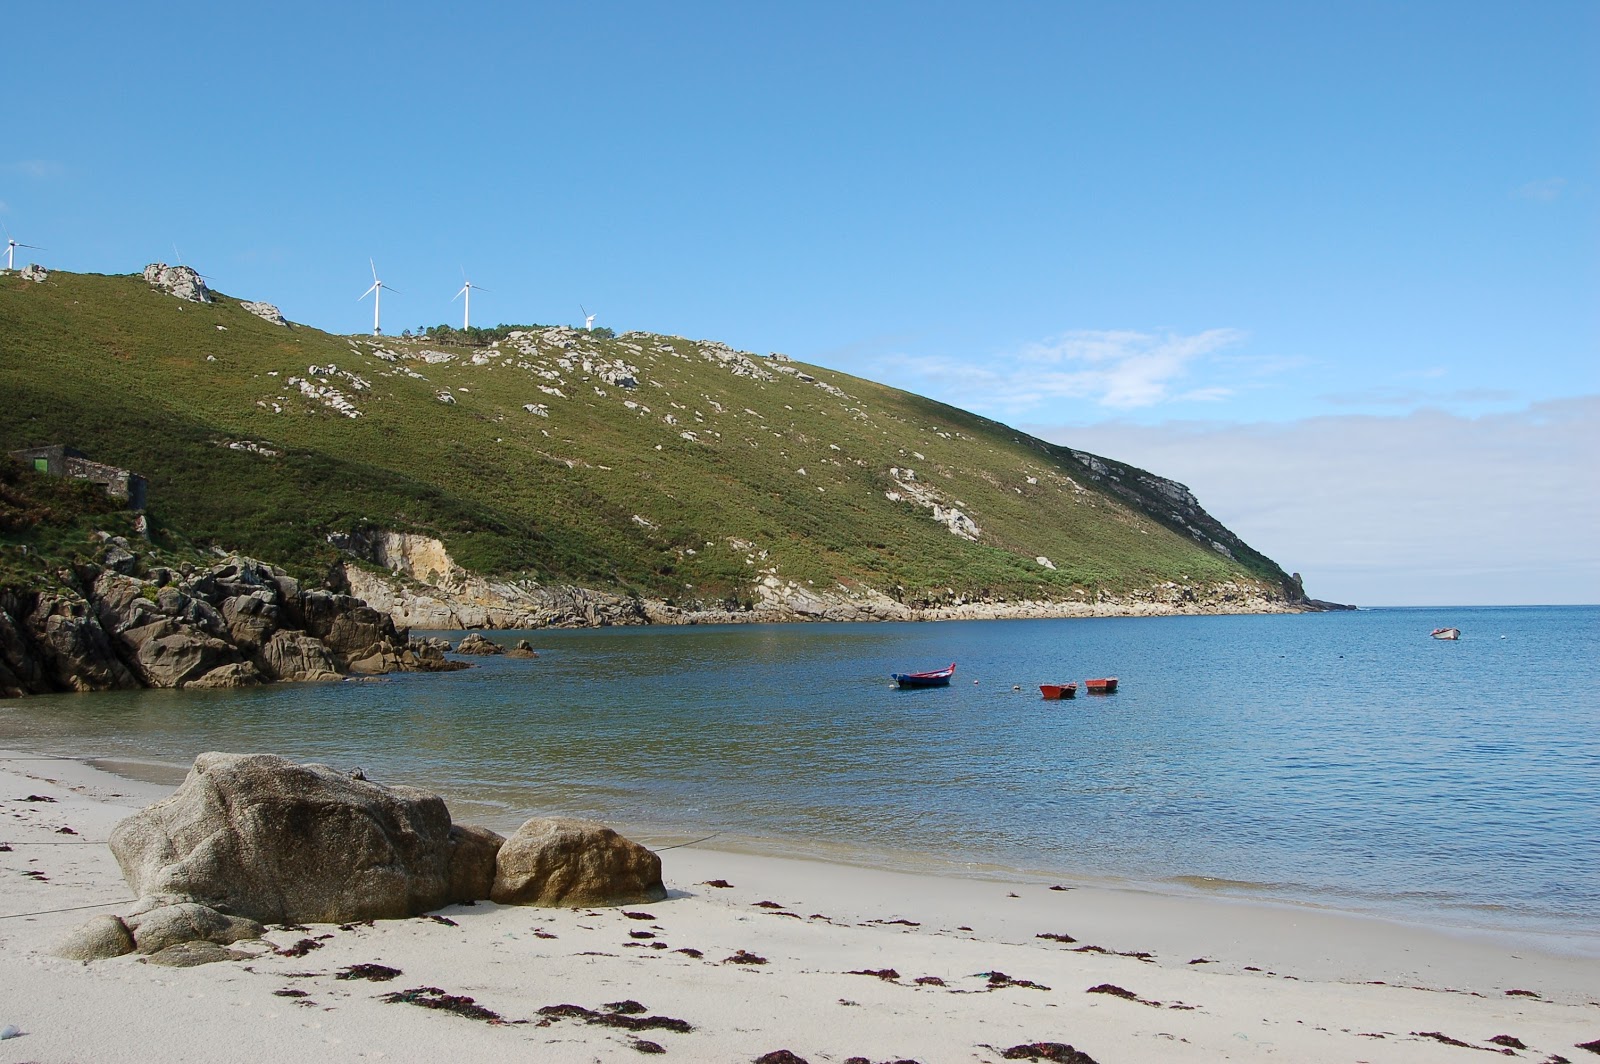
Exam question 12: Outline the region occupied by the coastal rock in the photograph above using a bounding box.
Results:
[256,630,341,682]
[219,591,281,651]
[239,300,287,326]
[124,900,264,954]
[142,263,213,303]
[186,660,264,688]
[447,824,506,904]
[109,752,456,924]
[25,592,141,692]
[131,624,240,688]
[506,639,538,659]
[490,817,666,908]
[454,632,504,655]
[143,941,248,967]
[53,914,136,960]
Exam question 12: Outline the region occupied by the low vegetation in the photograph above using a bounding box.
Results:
[0,269,1293,606]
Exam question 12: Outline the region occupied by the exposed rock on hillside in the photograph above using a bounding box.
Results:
[238,300,286,326]
[19,263,47,283]
[143,263,213,303]
[0,554,460,698]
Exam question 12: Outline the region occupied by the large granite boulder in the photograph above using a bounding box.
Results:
[490,817,666,907]
[109,752,456,924]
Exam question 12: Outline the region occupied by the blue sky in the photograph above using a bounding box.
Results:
[5,2,1595,605]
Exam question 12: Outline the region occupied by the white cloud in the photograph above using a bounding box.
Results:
[1028,397,1600,607]
[1514,177,1566,202]
[872,327,1253,415]
[1,159,67,179]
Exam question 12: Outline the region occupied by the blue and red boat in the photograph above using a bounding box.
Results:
[891,662,956,688]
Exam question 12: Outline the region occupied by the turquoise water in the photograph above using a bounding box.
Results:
[3,606,1597,943]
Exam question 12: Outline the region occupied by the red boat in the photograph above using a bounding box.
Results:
[1039,683,1078,700]
[1085,677,1119,694]
[891,662,956,688]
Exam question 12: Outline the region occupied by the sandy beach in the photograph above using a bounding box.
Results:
[0,749,1595,1064]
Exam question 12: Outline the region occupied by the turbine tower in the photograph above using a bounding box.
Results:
[2,223,43,271]
[581,304,597,331]
[359,259,396,335]
[453,270,487,329]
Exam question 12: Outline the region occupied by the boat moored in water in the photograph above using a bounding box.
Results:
[891,662,956,688]
[1430,628,1461,640]
[1039,683,1078,700]
[1085,677,1119,694]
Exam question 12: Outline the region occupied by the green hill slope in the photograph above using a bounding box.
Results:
[0,269,1301,613]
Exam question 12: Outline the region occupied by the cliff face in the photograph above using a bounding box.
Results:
[335,531,1310,631]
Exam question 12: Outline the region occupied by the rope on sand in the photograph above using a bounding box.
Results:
[649,831,723,852]
[0,899,133,921]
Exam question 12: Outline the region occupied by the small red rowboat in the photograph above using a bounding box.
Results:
[1085,677,1119,694]
[1039,683,1078,700]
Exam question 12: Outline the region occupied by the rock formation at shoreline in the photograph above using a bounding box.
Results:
[59,752,663,962]
[339,529,1337,631]
[0,555,462,698]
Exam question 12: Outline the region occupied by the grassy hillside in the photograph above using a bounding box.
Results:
[0,269,1294,607]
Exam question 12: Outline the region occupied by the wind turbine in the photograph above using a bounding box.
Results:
[453,270,487,329]
[359,259,396,335]
[581,304,596,331]
[171,243,216,281]
[2,222,43,271]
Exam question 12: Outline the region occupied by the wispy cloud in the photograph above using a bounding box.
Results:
[2,159,67,179]
[871,327,1254,416]
[1027,396,1600,606]
[1318,385,1518,407]
[1514,177,1566,202]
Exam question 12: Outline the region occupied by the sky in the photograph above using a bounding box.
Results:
[4,2,1595,606]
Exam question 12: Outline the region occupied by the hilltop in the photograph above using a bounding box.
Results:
[0,266,1325,626]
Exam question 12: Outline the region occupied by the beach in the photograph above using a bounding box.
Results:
[0,749,1595,1063]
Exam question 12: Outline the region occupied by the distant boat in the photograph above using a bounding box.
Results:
[1040,683,1078,700]
[1431,628,1460,640]
[1085,677,1119,694]
[892,662,956,688]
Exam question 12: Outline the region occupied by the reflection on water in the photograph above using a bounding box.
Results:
[3,607,1596,940]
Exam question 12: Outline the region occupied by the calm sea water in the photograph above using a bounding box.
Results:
[3,606,1597,944]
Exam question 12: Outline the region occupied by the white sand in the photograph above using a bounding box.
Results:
[0,749,1595,1063]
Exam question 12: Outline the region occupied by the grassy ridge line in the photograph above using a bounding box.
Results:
[0,270,1291,606]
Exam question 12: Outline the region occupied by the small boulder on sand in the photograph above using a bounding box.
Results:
[491,816,666,907]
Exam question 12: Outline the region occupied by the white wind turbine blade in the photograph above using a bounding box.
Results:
[453,284,467,301]
[359,282,379,300]
[370,258,380,283]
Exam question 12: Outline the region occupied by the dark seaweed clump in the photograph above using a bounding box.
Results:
[537,1003,692,1033]
[337,963,402,982]
[1000,1044,1101,1063]
[381,986,501,1022]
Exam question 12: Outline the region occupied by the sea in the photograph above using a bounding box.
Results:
[3,605,1596,949]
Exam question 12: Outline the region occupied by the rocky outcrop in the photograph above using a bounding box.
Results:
[19,263,47,283]
[0,554,462,698]
[454,632,504,655]
[238,300,287,326]
[337,531,650,629]
[109,752,459,925]
[490,817,667,908]
[143,263,213,303]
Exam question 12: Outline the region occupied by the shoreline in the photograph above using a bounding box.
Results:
[14,739,1600,959]
[2,748,1597,1063]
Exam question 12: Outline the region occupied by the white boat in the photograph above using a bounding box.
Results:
[1430,628,1460,640]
